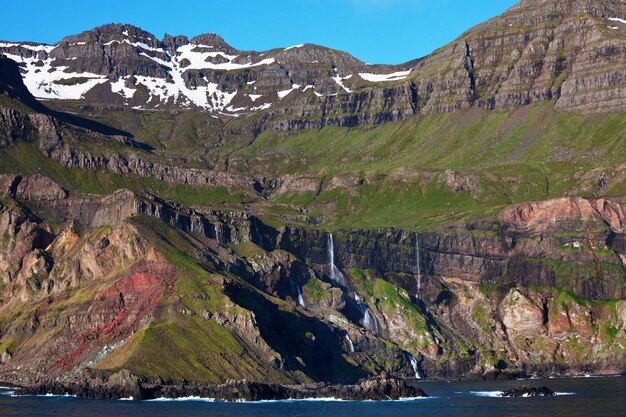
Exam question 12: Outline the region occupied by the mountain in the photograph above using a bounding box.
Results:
[0,0,624,398]
[1,0,624,128]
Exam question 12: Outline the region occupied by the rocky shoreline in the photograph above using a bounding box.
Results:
[14,377,428,402]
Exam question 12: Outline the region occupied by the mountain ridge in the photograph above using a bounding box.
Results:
[0,0,623,127]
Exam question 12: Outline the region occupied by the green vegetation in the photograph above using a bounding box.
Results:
[472,303,492,333]
[303,278,326,302]
[2,99,625,231]
[0,142,248,206]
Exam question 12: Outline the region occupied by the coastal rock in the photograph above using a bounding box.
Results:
[502,385,555,397]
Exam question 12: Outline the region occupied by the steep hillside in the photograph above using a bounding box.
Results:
[0,0,624,392]
[0,175,624,390]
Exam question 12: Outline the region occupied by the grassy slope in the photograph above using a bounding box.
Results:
[95,216,297,384]
[235,103,625,174]
[98,217,364,384]
[2,101,625,230]
[243,103,625,229]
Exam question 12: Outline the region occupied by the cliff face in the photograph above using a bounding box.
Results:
[0,176,623,386]
[1,0,624,132]
[411,0,626,114]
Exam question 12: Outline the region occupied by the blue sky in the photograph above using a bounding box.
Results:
[3,0,518,64]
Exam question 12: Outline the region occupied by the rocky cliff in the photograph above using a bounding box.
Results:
[0,176,623,388]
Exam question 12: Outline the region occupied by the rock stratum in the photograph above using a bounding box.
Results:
[0,0,624,398]
[0,174,624,390]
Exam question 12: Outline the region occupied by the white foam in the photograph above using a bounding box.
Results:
[150,396,216,402]
[359,70,411,82]
[469,390,575,398]
[469,391,503,398]
[15,393,78,398]
[150,396,428,403]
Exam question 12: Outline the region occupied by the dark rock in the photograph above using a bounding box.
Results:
[502,385,555,397]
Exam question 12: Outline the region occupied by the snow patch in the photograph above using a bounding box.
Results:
[332,74,352,93]
[278,84,301,99]
[284,44,304,50]
[359,70,411,82]
[110,78,137,100]
[608,17,626,25]
[3,52,107,99]
[175,44,275,70]
[250,103,272,111]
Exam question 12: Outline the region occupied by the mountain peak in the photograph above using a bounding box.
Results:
[189,32,233,51]
[509,0,624,16]
[58,23,161,48]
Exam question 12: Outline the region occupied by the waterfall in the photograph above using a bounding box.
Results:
[354,294,379,334]
[415,232,422,297]
[252,218,264,248]
[327,233,347,286]
[289,279,305,307]
[345,334,355,353]
[406,352,421,379]
[296,285,305,307]
[363,309,379,334]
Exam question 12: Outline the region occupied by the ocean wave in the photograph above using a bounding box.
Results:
[468,391,575,398]
[149,396,216,402]
[13,393,77,398]
[469,391,503,398]
[148,396,432,403]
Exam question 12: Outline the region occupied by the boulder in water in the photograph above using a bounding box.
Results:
[501,386,555,397]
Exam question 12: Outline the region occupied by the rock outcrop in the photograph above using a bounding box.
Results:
[502,386,555,397]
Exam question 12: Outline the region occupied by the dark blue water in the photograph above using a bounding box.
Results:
[0,377,624,417]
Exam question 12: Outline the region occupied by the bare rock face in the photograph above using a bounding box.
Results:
[14,175,67,201]
[499,289,545,336]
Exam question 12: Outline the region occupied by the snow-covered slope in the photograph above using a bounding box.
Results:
[0,24,412,116]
